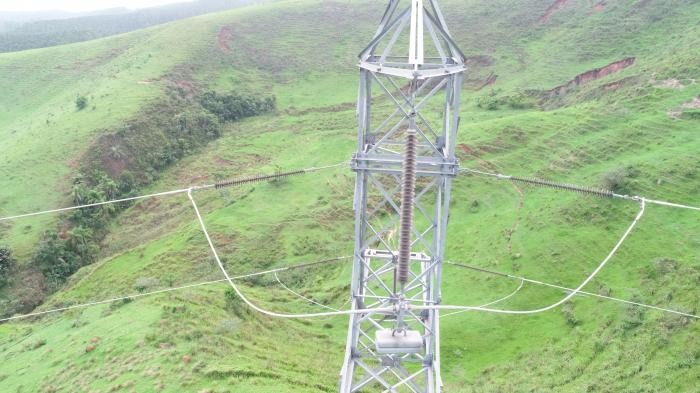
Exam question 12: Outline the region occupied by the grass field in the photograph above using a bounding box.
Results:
[0,0,698,391]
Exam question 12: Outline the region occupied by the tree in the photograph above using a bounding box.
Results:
[0,245,15,287]
[33,230,93,285]
[75,95,88,111]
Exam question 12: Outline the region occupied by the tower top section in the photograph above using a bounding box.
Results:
[359,0,466,79]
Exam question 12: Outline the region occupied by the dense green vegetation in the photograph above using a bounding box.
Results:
[30,88,274,294]
[0,0,698,392]
[200,91,275,122]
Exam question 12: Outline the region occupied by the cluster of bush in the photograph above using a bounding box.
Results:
[199,91,276,123]
[75,95,88,111]
[31,90,275,287]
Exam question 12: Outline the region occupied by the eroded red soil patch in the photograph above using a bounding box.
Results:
[458,143,477,156]
[603,80,623,90]
[539,0,569,24]
[475,73,498,91]
[136,197,161,212]
[594,1,606,12]
[213,156,235,167]
[165,77,196,98]
[464,55,495,67]
[547,57,635,97]
[174,80,194,91]
[97,134,132,179]
[218,26,232,52]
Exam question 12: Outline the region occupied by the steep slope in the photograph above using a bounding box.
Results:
[0,12,217,258]
[0,0,698,392]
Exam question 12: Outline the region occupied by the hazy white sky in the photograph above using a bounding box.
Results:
[0,0,192,13]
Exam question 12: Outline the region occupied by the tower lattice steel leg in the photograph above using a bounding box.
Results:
[339,1,465,391]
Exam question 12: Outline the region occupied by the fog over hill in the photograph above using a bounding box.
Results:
[0,0,266,52]
[0,7,133,25]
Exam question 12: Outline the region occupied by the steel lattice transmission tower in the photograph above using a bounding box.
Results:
[339,0,465,392]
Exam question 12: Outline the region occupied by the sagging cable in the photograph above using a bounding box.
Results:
[418,199,646,315]
[189,193,648,319]
[188,188,394,318]
[440,279,525,318]
[0,256,351,323]
[0,162,348,222]
[460,167,700,210]
[446,261,699,319]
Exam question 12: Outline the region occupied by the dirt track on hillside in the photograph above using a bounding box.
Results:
[539,0,569,24]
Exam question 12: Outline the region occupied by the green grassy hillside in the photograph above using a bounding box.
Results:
[0,0,698,392]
